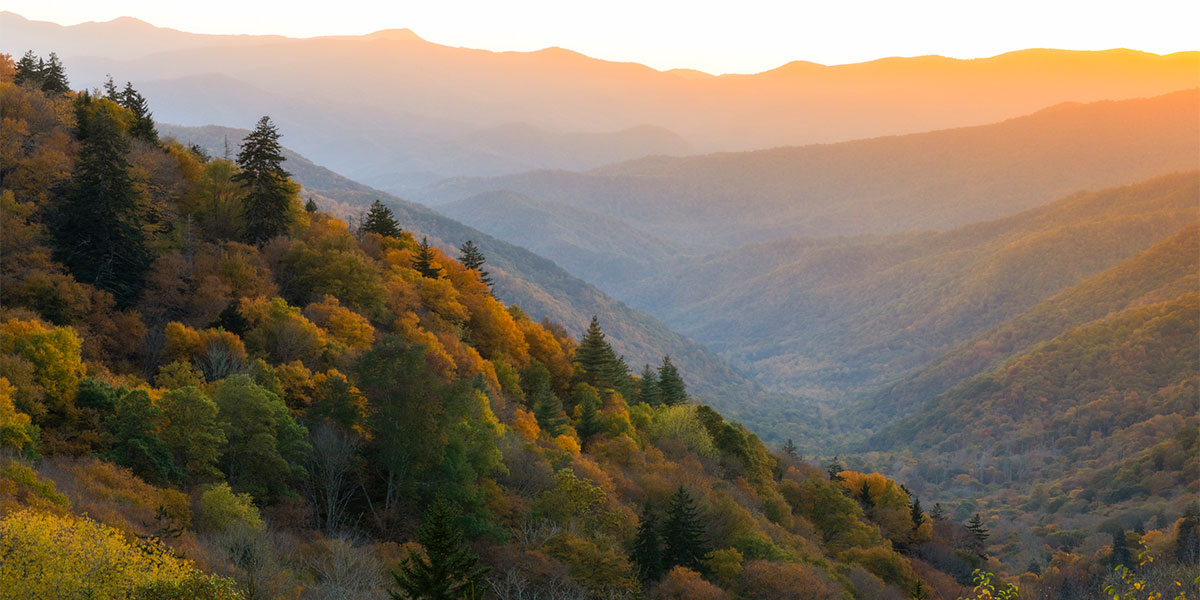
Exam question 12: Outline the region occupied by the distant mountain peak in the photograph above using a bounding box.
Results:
[364,28,423,42]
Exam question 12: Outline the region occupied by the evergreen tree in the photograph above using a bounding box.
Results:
[966,513,989,557]
[361,199,402,238]
[825,457,844,483]
[304,197,319,213]
[413,237,443,278]
[13,50,42,88]
[458,240,493,289]
[1176,504,1200,564]
[55,93,153,305]
[782,438,798,458]
[532,384,567,438]
[390,499,489,600]
[575,316,620,389]
[857,481,874,508]
[930,502,947,521]
[1110,530,1133,568]
[40,52,70,95]
[637,364,660,406]
[630,504,665,581]
[661,486,710,573]
[657,355,687,405]
[572,384,602,440]
[104,389,181,484]
[103,74,120,100]
[119,82,158,143]
[910,496,926,532]
[234,116,296,245]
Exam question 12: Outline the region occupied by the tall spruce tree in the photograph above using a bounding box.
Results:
[575,316,622,390]
[40,52,70,95]
[234,116,295,245]
[119,82,158,143]
[1110,530,1133,568]
[390,499,489,600]
[361,199,402,238]
[630,504,665,581]
[656,356,687,405]
[782,438,798,458]
[532,384,568,438]
[966,513,989,557]
[413,237,443,278]
[14,51,42,88]
[930,502,947,521]
[661,486,710,573]
[54,93,153,305]
[637,364,660,406]
[910,497,926,532]
[103,75,120,100]
[572,384,602,440]
[458,240,493,289]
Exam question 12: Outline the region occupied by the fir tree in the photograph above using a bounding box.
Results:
[361,199,403,238]
[1110,530,1133,568]
[13,50,42,88]
[661,486,710,574]
[630,504,665,581]
[825,457,844,483]
[782,438,798,458]
[304,197,319,213]
[458,240,493,289]
[103,75,120,101]
[413,236,443,278]
[637,364,660,406]
[1176,504,1200,564]
[390,499,489,600]
[657,355,687,405]
[910,496,925,532]
[857,481,874,509]
[573,385,602,440]
[54,93,153,306]
[532,384,567,438]
[234,116,296,245]
[930,502,947,521]
[966,513,989,557]
[40,52,70,95]
[119,82,158,143]
[575,316,620,390]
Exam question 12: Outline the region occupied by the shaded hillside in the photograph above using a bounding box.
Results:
[5,12,1198,187]
[619,173,1199,401]
[857,223,1200,428]
[438,190,691,288]
[159,123,796,424]
[419,90,1200,247]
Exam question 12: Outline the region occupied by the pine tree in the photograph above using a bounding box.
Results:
[1176,504,1200,564]
[361,199,402,238]
[119,82,158,143]
[1110,530,1133,568]
[782,438,798,458]
[630,504,665,581]
[825,457,844,483]
[930,502,947,521]
[637,364,660,406]
[390,499,489,600]
[40,52,70,95]
[966,513,989,557]
[857,481,874,508]
[234,116,296,245]
[103,74,120,100]
[910,496,925,532]
[413,237,443,278]
[458,240,493,289]
[14,51,42,87]
[657,356,687,405]
[661,486,710,573]
[304,197,319,213]
[575,316,620,390]
[573,384,602,440]
[532,384,567,438]
[54,93,153,306]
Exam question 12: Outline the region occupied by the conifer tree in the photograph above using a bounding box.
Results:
[575,316,622,390]
[572,384,602,440]
[55,93,153,305]
[661,486,710,574]
[930,502,947,521]
[630,504,665,581]
[413,236,443,278]
[637,364,660,406]
[825,457,844,483]
[304,197,319,213]
[390,499,489,600]
[656,355,687,405]
[532,384,567,438]
[361,199,402,238]
[119,82,158,143]
[782,438,798,458]
[966,513,989,557]
[13,50,41,88]
[910,496,925,532]
[1110,530,1132,568]
[103,74,120,101]
[458,240,492,289]
[234,116,296,245]
[40,52,70,95]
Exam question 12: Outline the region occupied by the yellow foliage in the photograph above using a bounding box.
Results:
[0,317,84,418]
[0,509,237,599]
[461,291,530,368]
[0,378,34,452]
[239,297,327,365]
[512,408,541,441]
[162,321,248,367]
[393,312,457,379]
[303,295,375,353]
[553,434,581,457]
[0,461,69,516]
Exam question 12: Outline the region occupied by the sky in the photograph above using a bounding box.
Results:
[4,0,1198,74]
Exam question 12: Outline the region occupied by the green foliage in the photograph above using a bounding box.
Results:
[198,482,264,532]
[104,389,180,484]
[390,499,488,600]
[532,383,568,438]
[661,486,711,574]
[657,355,687,405]
[958,569,1019,600]
[636,364,660,406]
[211,375,309,500]
[631,503,666,581]
[457,240,492,289]
[413,236,443,279]
[571,383,602,440]
[234,116,296,245]
[159,386,226,482]
[119,82,158,143]
[361,199,403,238]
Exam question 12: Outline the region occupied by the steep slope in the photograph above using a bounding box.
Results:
[619,172,1199,401]
[858,224,1199,427]
[438,190,691,288]
[419,90,1200,247]
[5,12,1198,187]
[159,123,796,424]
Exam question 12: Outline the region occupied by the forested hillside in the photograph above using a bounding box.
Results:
[418,90,1199,248]
[155,123,794,426]
[622,172,1198,415]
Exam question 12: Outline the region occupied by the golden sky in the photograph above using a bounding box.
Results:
[6,0,1199,74]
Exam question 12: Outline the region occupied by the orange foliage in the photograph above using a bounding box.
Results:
[512,408,541,441]
[654,566,729,600]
